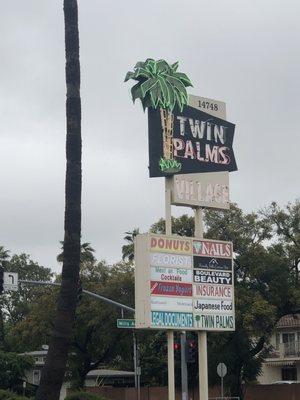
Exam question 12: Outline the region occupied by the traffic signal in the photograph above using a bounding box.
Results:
[0,268,4,294]
[186,339,197,363]
[174,341,181,360]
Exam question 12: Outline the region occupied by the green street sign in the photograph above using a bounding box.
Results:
[117,319,135,329]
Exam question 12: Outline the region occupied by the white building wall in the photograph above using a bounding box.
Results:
[258,363,281,384]
[297,363,300,380]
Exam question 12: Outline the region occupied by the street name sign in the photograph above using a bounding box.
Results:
[117,319,135,329]
[135,234,235,331]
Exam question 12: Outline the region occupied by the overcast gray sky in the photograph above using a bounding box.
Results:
[0,0,299,272]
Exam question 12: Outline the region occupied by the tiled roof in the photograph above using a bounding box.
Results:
[276,314,300,328]
[87,369,135,378]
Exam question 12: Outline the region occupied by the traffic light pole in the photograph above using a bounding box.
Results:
[194,207,209,400]
[180,332,188,400]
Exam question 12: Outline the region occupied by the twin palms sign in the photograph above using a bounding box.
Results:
[125,58,192,174]
[125,59,237,177]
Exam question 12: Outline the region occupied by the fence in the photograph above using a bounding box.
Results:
[209,397,240,400]
[83,384,300,400]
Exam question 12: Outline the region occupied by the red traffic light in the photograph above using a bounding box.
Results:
[188,340,196,348]
[174,342,181,351]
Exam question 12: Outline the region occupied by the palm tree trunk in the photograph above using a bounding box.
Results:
[160,108,174,160]
[36,1,81,399]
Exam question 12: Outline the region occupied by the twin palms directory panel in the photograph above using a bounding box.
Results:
[135,234,235,331]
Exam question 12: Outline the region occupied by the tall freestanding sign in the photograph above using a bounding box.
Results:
[125,58,237,400]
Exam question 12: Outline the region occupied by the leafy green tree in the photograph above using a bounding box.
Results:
[4,253,53,325]
[263,200,300,286]
[9,260,135,390]
[0,351,32,392]
[144,207,300,398]
[204,205,300,398]
[36,1,82,398]
[0,250,53,353]
[150,214,194,237]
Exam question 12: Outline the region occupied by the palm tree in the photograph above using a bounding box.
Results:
[57,241,96,264]
[36,1,82,399]
[125,58,193,173]
[122,228,139,262]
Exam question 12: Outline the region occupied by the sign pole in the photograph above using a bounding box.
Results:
[221,375,224,399]
[194,207,209,400]
[180,331,188,400]
[217,363,227,399]
[133,331,138,392]
[167,330,175,400]
[165,177,175,400]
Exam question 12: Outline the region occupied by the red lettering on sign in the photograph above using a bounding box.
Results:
[150,281,192,297]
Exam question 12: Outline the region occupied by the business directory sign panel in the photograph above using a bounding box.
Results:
[135,233,235,331]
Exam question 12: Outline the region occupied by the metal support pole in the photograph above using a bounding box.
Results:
[137,343,141,400]
[167,330,175,400]
[19,280,135,313]
[133,331,138,390]
[198,331,208,400]
[221,375,224,399]
[165,177,175,400]
[194,207,203,238]
[165,177,172,236]
[180,332,188,400]
[194,207,208,400]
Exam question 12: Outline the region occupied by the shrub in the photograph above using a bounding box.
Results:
[65,391,108,400]
[0,389,31,399]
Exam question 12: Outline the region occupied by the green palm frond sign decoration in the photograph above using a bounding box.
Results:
[125,58,193,174]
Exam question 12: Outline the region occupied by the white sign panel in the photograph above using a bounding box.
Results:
[3,272,18,291]
[150,267,193,283]
[150,252,192,268]
[188,94,226,119]
[194,313,234,330]
[193,284,233,299]
[135,234,235,331]
[168,95,229,211]
[170,172,230,209]
[151,296,193,312]
[193,299,233,313]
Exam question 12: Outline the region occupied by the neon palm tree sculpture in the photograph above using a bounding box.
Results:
[125,59,193,173]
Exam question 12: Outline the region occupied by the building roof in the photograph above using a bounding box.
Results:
[86,369,135,378]
[276,314,300,329]
[19,350,48,356]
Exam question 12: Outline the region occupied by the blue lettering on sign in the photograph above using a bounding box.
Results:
[151,311,194,328]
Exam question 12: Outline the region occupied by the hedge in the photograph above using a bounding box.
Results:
[0,389,31,400]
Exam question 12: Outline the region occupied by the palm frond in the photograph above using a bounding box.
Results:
[124,59,193,111]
